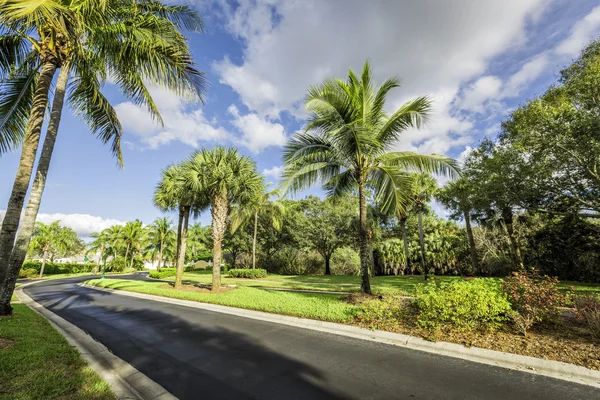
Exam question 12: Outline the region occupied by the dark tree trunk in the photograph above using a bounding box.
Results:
[325,255,331,275]
[174,206,190,289]
[358,183,372,294]
[463,210,479,275]
[418,209,428,280]
[0,61,58,316]
[252,211,258,269]
[400,216,410,274]
[211,194,228,292]
[502,208,524,271]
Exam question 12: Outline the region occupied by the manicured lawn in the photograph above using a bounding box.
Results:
[167,271,600,296]
[86,279,360,322]
[0,300,114,399]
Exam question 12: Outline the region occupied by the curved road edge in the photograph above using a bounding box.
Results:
[80,281,600,390]
[15,281,177,400]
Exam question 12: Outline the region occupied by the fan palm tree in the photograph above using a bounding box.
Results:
[282,61,458,294]
[183,147,263,291]
[231,186,285,269]
[147,217,174,271]
[0,0,205,314]
[154,164,208,288]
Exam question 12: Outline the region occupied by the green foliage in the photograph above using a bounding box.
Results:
[356,296,407,330]
[149,268,177,279]
[573,294,600,341]
[331,247,361,275]
[502,271,565,335]
[27,221,84,261]
[21,261,96,275]
[18,268,38,278]
[228,268,268,279]
[415,279,511,331]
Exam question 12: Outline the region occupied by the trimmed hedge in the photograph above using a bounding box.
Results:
[228,268,268,279]
[149,265,199,279]
[20,261,97,276]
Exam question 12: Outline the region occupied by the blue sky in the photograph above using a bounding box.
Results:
[1,0,600,238]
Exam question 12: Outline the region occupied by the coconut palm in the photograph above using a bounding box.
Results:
[88,230,110,273]
[282,61,458,294]
[147,217,175,271]
[154,164,208,288]
[186,223,210,262]
[411,173,438,280]
[183,147,263,291]
[231,186,285,269]
[28,221,82,277]
[0,0,205,314]
[122,220,146,269]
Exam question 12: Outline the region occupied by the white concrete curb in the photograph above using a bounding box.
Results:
[80,282,600,389]
[16,282,176,400]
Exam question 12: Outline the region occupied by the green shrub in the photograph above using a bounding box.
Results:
[228,268,268,279]
[502,270,565,335]
[18,268,39,278]
[184,265,195,272]
[415,279,511,331]
[21,261,96,275]
[573,294,600,341]
[356,296,407,330]
[195,252,212,262]
[149,268,177,279]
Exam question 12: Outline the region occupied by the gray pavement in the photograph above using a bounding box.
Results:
[24,276,600,400]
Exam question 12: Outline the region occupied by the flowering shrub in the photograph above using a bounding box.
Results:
[502,270,564,336]
[573,294,600,341]
[415,279,511,331]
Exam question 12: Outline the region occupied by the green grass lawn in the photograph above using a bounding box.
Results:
[87,278,359,322]
[167,270,600,296]
[0,297,114,399]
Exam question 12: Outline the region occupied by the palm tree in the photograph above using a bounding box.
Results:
[147,217,174,271]
[231,186,285,269]
[186,223,210,262]
[411,174,438,280]
[183,147,263,291]
[88,230,110,273]
[122,220,146,270]
[282,61,457,294]
[154,164,207,289]
[28,221,81,277]
[103,225,125,260]
[0,1,205,314]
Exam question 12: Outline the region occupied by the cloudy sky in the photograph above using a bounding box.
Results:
[1,0,600,238]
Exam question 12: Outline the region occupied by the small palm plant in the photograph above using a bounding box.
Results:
[282,61,457,294]
[183,147,263,291]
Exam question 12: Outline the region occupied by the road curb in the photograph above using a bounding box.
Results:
[80,282,600,389]
[16,282,177,400]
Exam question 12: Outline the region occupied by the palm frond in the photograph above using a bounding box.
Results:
[379,152,460,178]
[367,166,414,215]
[377,96,432,149]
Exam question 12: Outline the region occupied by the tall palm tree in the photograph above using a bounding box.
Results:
[122,220,146,269]
[183,147,263,291]
[282,61,457,294]
[147,217,174,271]
[154,164,207,289]
[88,230,110,270]
[0,1,205,315]
[231,186,285,269]
[411,174,438,280]
[186,223,210,262]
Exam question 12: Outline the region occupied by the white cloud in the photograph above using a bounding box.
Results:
[459,75,503,113]
[0,211,126,239]
[556,6,600,56]
[502,53,549,97]
[262,165,284,179]
[228,105,287,153]
[212,0,551,154]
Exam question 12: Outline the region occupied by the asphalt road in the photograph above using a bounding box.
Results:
[23,276,600,400]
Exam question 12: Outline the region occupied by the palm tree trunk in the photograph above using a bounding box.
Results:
[400,216,411,274]
[8,64,71,287]
[124,244,130,267]
[174,206,190,289]
[325,254,331,275]
[157,244,163,272]
[418,209,428,280]
[358,183,372,294]
[0,61,57,316]
[39,251,48,279]
[252,211,258,269]
[129,252,134,270]
[211,195,228,292]
[464,210,478,275]
[175,207,184,268]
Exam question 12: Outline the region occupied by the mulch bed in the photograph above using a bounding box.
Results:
[347,296,600,371]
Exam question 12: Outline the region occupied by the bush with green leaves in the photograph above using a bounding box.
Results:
[18,268,39,278]
[228,268,268,279]
[356,296,407,330]
[502,270,564,336]
[573,294,600,341]
[21,261,96,275]
[149,268,177,279]
[415,279,511,331]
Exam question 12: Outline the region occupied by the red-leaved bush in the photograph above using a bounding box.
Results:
[502,270,564,336]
